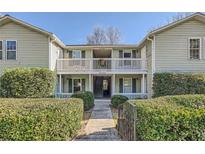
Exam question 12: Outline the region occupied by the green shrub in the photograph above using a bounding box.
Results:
[71,91,94,111]
[0,98,83,141]
[111,95,129,108]
[153,73,205,97]
[0,68,55,98]
[123,95,205,141]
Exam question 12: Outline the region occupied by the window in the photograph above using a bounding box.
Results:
[123,50,131,58]
[73,78,85,93]
[0,41,2,60]
[72,50,81,58]
[189,38,201,60]
[123,78,132,93]
[73,79,81,93]
[6,41,17,60]
[72,50,81,65]
[123,50,132,66]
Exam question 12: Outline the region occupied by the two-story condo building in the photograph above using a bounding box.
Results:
[1,13,205,99]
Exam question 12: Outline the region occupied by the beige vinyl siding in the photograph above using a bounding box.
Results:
[50,42,63,71]
[155,19,205,72]
[145,42,153,98]
[0,22,49,75]
[112,50,120,58]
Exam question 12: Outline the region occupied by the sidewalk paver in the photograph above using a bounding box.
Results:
[75,100,121,141]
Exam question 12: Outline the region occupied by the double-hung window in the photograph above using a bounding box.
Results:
[189,38,201,60]
[0,41,2,60]
[7,41,17,60]
[123,50,132,67]
[72,50,81,65]
[123,78,132,93]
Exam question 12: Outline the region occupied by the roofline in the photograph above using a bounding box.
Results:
[149,12,205,35]
[0,15,65,48]
[65,44,138,49]
[137,12,205,47]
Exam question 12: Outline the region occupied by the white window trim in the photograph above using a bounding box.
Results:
[188,37,202,60]
[123,78,132,93]
[72,50,82,59]
[0,40,3,60]
[6,40,17,60]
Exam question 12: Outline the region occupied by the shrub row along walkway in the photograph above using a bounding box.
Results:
[75,100,121,141]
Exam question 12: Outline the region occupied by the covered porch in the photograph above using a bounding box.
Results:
[55,73,147,99]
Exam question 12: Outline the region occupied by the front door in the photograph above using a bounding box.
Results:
[93,76,111,98]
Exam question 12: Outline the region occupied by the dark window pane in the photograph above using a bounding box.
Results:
[119,78,123,93]
[124,52,131,58]
[0,51,2,60]
[7,51,16,60]
[68,79,72,93]
[74,79,81,93]
[0,41,2,50]
[82,79,86,91]
[7,41,16,50]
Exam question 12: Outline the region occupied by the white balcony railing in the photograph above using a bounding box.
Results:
[56,58,147,74]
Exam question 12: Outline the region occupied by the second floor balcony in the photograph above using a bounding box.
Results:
[56,58,147,74]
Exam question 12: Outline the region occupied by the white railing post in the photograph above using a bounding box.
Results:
[89,74,92,91]
[90,59,92,72]
[141,74,145,94]
[112,74,115,96]
[59,74,62,94]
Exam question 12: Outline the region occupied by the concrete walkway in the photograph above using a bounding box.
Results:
[75,100,121,141]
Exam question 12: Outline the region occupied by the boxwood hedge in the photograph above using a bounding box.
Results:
[0,68,55,98]
[153,73,205,97]
[0,98,83,141]
[125,95,205,141]
[111,95,129,108]
[71,91,94,111]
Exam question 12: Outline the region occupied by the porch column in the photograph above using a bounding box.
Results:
[89,74,92,91]
[141,74,145,94]
[112,74,115,96]
[59,74,62,93]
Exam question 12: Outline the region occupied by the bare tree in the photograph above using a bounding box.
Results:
[86,26,121,45]
[106,26,121,44]
[86,26,106,45]
[148,12,193,33]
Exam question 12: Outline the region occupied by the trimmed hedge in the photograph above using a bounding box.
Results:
[153,73,205,97]
[71,91,94,111]
[0,68,56,98]
[125,95,205,141]
[111,95,129,108]
[0,98,83,141]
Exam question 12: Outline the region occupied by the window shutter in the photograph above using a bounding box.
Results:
[119,50,123,58]
[132,50,137,58]
[82,79,86,91]
[68,79,72,93]
[68,50,72,58]
[82,50,85,58]
[119,78,123,93]
[132,78,136,93]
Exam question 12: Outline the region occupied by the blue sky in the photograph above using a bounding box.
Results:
[1,12,179,45]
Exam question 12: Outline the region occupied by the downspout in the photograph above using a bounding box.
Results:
[147,36,155,98]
